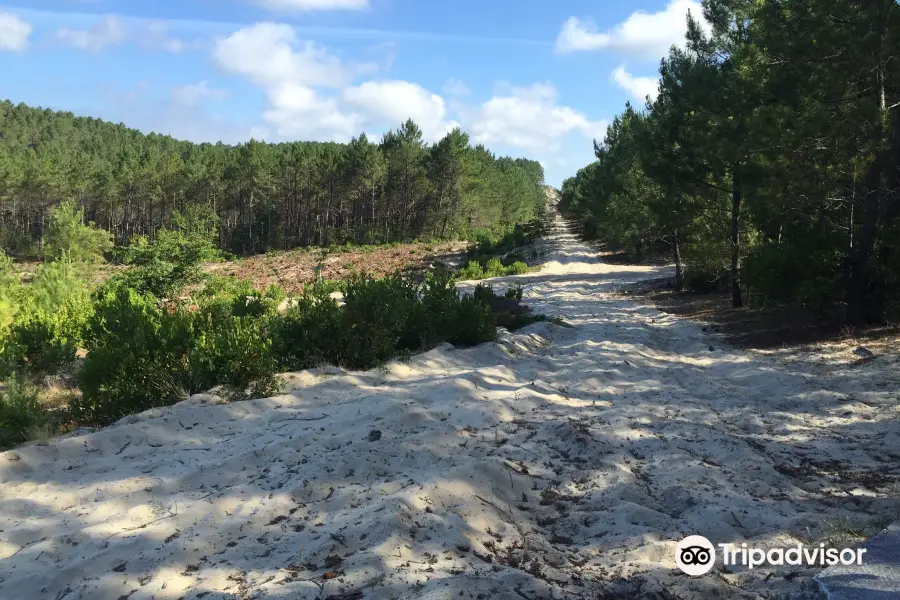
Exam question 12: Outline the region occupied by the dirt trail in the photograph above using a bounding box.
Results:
[1,212,897,600]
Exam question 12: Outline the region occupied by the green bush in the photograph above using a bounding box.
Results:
[415,269,464,348]
[743,238,844,318]
[505,285,524,301]
[75,287,192,425]
[115,208,221,299]
[457,260,485,280]
[340,273,420,368]
[484,257,505,278]
[0,375,44,448]
[6,310,78,376]
[45,200,113,264]
[0,250,23,330]
[449,294,497,346]
[29,257,90,314]
[188,314,280,400]
[506,261,530,275]
[272,283,345,370]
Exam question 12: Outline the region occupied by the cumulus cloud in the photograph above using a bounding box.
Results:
[466,83,606,152]
[250,0,369,12]
[214,23,351,89]
[556,0,705,58]
[0,11,31,52]
[213,23,455,143]
[56,15,126,52]
[344,81,457,141]
[611,65,659,103]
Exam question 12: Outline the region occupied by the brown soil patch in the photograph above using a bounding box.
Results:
[206,242,468,293]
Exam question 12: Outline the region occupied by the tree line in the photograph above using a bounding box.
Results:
[0,101,545,255]
[560,0,900,326]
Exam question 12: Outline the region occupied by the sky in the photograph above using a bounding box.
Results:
[0,0,705,187]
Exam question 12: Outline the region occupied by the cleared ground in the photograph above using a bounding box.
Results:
[1,214,897,599]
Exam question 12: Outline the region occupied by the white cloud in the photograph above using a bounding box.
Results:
[172,81,229,106]
[213,23,456,143]
[262,83,363,140]
[56,15,126,52]
[0,11,32,52]
[611,65,659,103]
[443,78,471,97]
[250,0,368,12]
[466,83,606,152]
[556,0,704,57]
[344,81,457,141]
[213,23,350,89]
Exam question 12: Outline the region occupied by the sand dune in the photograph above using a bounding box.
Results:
[1,214,897,599]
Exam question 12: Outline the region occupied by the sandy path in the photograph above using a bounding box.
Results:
[2,213,898,600]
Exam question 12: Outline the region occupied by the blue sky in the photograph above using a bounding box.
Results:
[0,0,703,186]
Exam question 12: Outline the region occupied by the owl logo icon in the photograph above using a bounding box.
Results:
[676,536,716,576]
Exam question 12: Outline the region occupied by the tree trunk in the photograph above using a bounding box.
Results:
[730,163,744,308]
[672,228,684,290]
[846,0,889,326]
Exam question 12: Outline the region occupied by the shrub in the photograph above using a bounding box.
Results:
[0,250,23,330]
[116,208,221,298]
[505,285,524,301]
[414,269,462,348]
[339,273,419,368]
[6,310,78,376]
[29,256,90,314]
[484,257,505,278]
[743,237,844,318]
[188,314,280,400]
[0,375,44,448]
[75,288,192,425]
[45,200,113,264]
[449,294,497,346]
[457,260,485,280]
[505,261,530,275]
[272,283,345,370]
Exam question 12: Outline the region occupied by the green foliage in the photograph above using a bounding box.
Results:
[744,238,845,318]
[188,315,280,400]
[340,273,420,368]
[448,295,497,346]
[0,375,44,448]
[272,283,345,370]
[114,209,221,298]
[457,261,485,280]
[4,299,89,375]
[560,1,900,323]
[506,261,530,276]
[681,235,732,294]
[506,285,524,301]
[0,103,544,256]
[28,256,90,314]
[456,258,532,281]
[0,250,23,330]
[75,287,192,425]
[45,200,112,264]
[484,257,505,278]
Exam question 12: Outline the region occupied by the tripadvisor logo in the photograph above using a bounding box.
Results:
[675,535,868,576]
[676,536,716,576]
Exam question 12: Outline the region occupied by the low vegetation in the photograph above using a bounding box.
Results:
[0,201,548,446]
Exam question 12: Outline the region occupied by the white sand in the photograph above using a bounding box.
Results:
[2,214,898,600]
